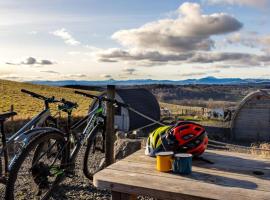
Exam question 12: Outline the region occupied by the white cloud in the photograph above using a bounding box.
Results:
[225,32,259,48]
[111,2,242,53]
[204,0,268,8]
[51,28,80,46]
[100,74,113,79]
[96,2,270,69]
[97,2,250,67]
[225,32,270,53]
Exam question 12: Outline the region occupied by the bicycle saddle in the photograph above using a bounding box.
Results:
[0,112,17,121]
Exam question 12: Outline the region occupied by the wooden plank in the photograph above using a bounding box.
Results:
[107,160,270,192]
[105,85,115,166]
[123,149,270,173]
[94,168,270,200]
[94,149,270,200]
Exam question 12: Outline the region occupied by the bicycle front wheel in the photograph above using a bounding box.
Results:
[83,128,106,180]
[6,130,67,200]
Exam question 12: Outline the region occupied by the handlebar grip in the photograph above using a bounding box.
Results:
[74,91,99,99]
[21,89,46,100]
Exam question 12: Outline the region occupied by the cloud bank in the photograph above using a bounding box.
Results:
[6,57,54,66]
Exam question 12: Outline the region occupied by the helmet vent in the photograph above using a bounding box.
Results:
[179,125,190,131]
[194,127,202,131]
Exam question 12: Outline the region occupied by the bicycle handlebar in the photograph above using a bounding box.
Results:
[74,90,129,108]
[74,90,99,99]
[21,89,60,104]
[21,89,47,100]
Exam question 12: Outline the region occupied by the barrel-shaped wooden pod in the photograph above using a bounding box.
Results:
[89,88,160,132]
[231,90,270,142]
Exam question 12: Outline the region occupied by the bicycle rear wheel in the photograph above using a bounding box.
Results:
[5,131,67,200]
[83,128,106,180]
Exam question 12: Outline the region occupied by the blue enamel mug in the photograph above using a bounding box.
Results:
[172,153,192,175]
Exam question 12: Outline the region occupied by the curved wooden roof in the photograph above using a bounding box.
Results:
[116,88,160,130]
[231,89,270,133]
[89,88,160,131]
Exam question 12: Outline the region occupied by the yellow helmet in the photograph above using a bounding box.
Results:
[145,126,171,157]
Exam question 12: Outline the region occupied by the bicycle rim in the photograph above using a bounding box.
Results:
[83,129,105,180]
[6,131,67,200]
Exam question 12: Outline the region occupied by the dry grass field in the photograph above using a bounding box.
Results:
[0,79,98,119]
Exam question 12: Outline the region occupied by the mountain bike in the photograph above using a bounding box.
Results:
[0,89,61,185]
[5,90,128,200]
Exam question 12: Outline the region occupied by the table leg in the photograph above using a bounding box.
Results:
[111,191,137,200]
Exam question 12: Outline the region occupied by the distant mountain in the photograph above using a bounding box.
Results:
[30,76,270,86]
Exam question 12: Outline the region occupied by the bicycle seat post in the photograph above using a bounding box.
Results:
[44,100,49,110]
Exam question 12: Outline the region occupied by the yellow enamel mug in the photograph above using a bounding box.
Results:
[156,151,174,172]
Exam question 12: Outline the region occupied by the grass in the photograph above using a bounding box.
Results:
[251,143,270,158]
[0,79,98,119]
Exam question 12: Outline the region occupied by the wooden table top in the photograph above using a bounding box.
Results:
[94,149,270,200]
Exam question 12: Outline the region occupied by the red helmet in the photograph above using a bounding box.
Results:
[163,121,208,156]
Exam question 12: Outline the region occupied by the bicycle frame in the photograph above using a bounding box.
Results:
[67,104,105,164]
[1,107,54,172]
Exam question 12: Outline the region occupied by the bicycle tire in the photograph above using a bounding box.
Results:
[83,127,106,180]
[5,131,67,200]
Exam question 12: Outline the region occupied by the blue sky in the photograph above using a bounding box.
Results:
[0,0,270,81]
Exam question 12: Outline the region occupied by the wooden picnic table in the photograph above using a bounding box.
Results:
[94,149,270,200]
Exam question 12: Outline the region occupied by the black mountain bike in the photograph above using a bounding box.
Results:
[5,90,128,200]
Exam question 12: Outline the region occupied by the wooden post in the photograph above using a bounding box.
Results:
[10,105,14,121]
[105,85,115,166]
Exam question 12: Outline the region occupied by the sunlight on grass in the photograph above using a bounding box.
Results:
[0,80,99,119]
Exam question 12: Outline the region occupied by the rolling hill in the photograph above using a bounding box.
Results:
[0,79,97,119]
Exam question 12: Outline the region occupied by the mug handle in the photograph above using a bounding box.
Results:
[170,158,174,170]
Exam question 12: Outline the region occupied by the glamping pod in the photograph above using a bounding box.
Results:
[89,88,160,132]
[231,90,270,142]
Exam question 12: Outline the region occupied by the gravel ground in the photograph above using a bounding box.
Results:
[0,146,154,200]
[45,145,111,200]
[0,146,111,200]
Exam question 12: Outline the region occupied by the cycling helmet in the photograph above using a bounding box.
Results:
[162,121,208,156]
[145,126,171,157]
